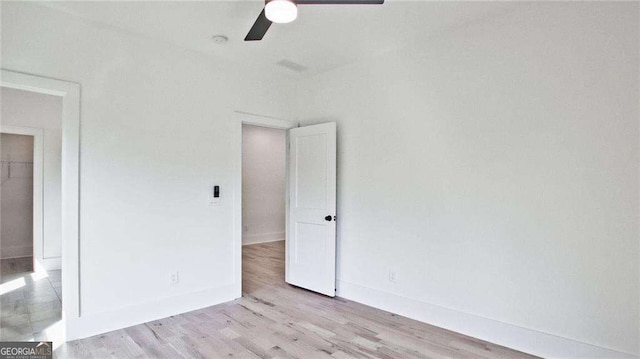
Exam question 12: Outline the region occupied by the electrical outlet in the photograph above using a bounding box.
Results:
[170,271,179,285]
[388,270,397,284]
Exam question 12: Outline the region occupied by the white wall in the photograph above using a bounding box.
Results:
[1,1,294,339]
[242,125,286,245]
[1,133,34,259]
[3,1,638,355]
[295,2,639,358]
[1,88,63,267]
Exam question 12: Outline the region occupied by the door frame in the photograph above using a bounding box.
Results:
[1,69,80,342]
[0,125,49,269]
[232,111,298,297]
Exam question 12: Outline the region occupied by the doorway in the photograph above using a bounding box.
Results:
[0,70,79,345]
[233,114,297,298]
[233,113,338,300]
[0,88,63,342]
[241,124,288,295]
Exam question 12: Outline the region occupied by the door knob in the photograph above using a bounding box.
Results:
[325,215,332,221]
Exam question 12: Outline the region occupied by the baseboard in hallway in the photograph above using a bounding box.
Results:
[0,256,33,276]
[242,237,284,246]
[242,231,285,246]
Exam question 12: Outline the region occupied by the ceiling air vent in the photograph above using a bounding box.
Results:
[277,59,308,72]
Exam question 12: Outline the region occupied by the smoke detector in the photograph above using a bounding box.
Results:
[211,35,228,44]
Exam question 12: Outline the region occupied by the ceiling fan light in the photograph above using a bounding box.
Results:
[265,0,298,24]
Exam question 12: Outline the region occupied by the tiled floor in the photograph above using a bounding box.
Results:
[0,256,62,342]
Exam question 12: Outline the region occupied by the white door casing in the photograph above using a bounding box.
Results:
[286,122,337,297]
[1,69,80,341]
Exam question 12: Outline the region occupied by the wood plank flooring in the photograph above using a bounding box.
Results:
[56,241,536,358]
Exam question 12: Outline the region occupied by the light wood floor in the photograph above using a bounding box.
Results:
[56,241,536,358]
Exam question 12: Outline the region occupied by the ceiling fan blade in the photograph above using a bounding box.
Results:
[295,0,383,4]
[245,9,272,41]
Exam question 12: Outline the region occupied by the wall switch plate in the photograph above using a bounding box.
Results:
[208,185,221,207]
[170,271,179,285]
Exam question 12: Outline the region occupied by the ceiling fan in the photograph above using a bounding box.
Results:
[245,0,384,41]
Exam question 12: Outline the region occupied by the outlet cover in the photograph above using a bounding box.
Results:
[388,270,397,283]
[170,271,179,285]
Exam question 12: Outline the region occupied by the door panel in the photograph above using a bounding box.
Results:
[295,133,327,209]
[286,122,336,297]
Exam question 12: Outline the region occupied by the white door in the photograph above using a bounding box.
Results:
[286,122,337,297]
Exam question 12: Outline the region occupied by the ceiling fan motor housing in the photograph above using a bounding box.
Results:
[265,0,298,24]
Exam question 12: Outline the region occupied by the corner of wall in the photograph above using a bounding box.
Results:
[337,280,639,359]
[66,283,237,341]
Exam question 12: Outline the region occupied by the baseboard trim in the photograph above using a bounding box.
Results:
[336,280,637,359]
[66,283,237,341]
[0,252,60,271]
[36,256,61,271]
[0,246,33,259]
[0,254,32,260]
[242,232,284,245]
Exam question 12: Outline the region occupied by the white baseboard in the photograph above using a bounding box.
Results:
[337,280,637,359]
[0,251,60,271]
[36,256,61,271]
[0,245,33,259]
[66,283,237,341]
[242,232,284,245]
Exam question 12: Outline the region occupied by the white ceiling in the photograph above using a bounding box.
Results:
[38,1,515,77]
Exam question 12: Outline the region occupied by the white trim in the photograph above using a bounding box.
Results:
[242,233,285,246]
[337,280,638,359]
[0,249,34,260]
[232,111,297,298]
[1,69,81,342]
[66,284,236,341]
[235,111,298,130]
[0,125,54,269]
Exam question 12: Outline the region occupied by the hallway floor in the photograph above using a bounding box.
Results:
[0,257,63,342]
